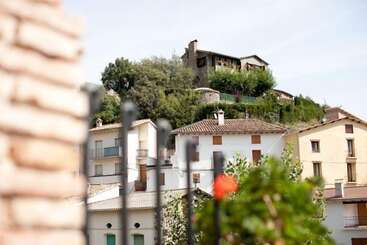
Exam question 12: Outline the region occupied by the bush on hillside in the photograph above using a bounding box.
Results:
[209,68,276,97]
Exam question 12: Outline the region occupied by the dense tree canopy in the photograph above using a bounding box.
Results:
[209,68,276,97]
[100,56,200,128]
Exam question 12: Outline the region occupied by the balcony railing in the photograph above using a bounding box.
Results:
[90,146,121,160]
[137,149,148,159]
[344,216,367,227]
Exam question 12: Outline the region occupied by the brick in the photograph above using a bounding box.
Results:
[11,198,84,228]
[0,71,15,102]
[10,136,80,171]
[0,133,9,160]
[0,13,17,43]
[0,102,87,144]
[17,22,82,60]
[14,76,88,117]
[0,0,83,37]
[0,199,11,228]
[1,230,85,245]
[0,44,83,88]
[0,162,86,198]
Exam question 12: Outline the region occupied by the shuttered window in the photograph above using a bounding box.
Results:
[313,162,322,177]
[160,173,165,186]
[193,173,200,183]
[139,165,147,182]
[192,152,199,162]
[345,124,354,133]
[212,136,222,145]
[252,150,262,164]
[251,135,261,144]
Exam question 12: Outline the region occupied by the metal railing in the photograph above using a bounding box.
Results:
[344,216,367,227]
[82,95,224,244]
[90,146,121,160]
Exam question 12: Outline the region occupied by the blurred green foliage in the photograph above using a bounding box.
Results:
[196,157,333,245]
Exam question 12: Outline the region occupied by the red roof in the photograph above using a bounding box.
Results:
[172,119,286,135]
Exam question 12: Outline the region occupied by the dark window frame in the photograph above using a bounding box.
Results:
[313,162,322,177]
[311,140,320,153]
[345,124,354,134]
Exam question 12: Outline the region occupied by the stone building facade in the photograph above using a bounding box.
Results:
[181,40,269,87]
[0,0,87,244]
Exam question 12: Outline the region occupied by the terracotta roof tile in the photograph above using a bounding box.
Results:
[172,119,286,135]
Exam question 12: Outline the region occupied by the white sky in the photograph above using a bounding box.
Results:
[64,0,367,119]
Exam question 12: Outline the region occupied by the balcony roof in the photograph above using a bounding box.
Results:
[325,185,367,202]
[89,119,154,132]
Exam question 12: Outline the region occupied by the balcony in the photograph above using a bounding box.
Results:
[137,149,148,159]
[344,216,367,228]
[90,146,121,160]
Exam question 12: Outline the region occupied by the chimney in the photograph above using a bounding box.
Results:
[96,118,103,127]
[217,109,224,125]
[334,179,344,197]
[188,40,198,65]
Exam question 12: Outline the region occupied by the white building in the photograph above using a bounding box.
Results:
[88,119,157,190]
[88,185,205,245]
[324,184,367,245]
[170,111,287,193]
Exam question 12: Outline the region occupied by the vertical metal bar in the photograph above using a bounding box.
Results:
[81,85,102,245]
[185,140,196,245]
[155,119,171,245]
[120,101,137,245]
[213,152,224,245]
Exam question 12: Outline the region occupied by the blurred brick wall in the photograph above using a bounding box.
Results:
[0,0,88,244]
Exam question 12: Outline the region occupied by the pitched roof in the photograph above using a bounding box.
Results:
[172,119,287,135]
[298,117,367,134]
[240,55,269,65]
[89,119,153,132]
[324,185,367,201]
[271,89,294,98]
[325,107,363,121]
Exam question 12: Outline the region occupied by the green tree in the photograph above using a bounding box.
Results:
[101,57,137,96]
[94,92,120,125]
[195,157,333,245]
[100,55,199,129]
[209,68,276,97]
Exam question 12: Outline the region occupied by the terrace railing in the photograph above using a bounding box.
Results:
[344,216,367,227]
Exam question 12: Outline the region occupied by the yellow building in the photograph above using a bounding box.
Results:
[286,109,367,188]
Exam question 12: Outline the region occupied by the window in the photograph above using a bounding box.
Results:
[345,124,354,134]
[139,165,147,182]
[347,139,355,157]
[133,234,144,245]
[95,164,103,176]
[192,151,199,162]
[212,151,223,169]
[313,162,322,177]
[212,135,222,145]
[347,162,356,182]
[106,234,116,245]
[192,136,199,145]
[251,135,261,144]
[311,140,320,153]
[114,162,121,174]
[159,173,165,186]
[252,150,262,164]
[193,173,200,183]
[196,57,206,68]
[95,140,103,158]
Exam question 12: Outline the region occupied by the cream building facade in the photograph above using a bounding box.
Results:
[286,112,367,188]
